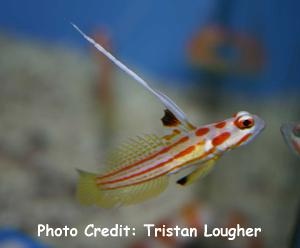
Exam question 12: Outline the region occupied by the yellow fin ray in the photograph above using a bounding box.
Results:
[105,134,165,171]
[76,170,103,206]
[76,170,169,208]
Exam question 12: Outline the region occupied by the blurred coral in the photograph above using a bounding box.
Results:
[188,25,265,74]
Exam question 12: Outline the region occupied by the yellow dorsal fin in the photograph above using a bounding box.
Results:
[105,134,165,171]
[162,128,182,145]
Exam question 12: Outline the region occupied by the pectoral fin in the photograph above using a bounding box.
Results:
[177,158,218,186]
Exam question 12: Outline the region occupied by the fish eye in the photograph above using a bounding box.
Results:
[235,115,255,129]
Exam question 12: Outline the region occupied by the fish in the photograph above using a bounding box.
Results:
[281,122,300,157]
[72,24,265,208]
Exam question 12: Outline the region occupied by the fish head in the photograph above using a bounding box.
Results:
[230,111,265,147]
[281,122,300,156]
[212,111,265,152]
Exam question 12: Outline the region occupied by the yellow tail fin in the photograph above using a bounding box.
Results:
[76,169,169,208]
[76,169,104,206]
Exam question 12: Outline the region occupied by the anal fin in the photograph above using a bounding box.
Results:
[112,175,169,206]
[77,169,169,208]
[177,158,218,186]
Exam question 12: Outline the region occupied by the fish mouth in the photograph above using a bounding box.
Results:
[254,115,266,133]
[244,116,265,144]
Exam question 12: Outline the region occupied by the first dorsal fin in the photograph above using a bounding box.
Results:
[161,109,181,127]
[161,109,196,132]
[72,23,196,131]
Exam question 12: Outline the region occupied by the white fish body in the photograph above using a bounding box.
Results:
[73,24,265,208]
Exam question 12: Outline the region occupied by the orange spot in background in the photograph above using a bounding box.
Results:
[215,121,226,128]
[226,211,248,228]
[156,221,177,245]
[196,127,210,136]
[212,132,231,146]
[181,202,203,230]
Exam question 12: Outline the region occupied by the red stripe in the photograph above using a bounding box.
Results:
[103,172,168,190]
[236,133,252,146]
[97,136,189,180]
[174,146,195,159]
[100,158,173,185]
[100,145,196,185]
[103,147,216,190]
[170,147,216,173]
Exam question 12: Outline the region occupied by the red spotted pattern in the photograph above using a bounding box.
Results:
[236,133,252,146]
[215,121,226,129]
[196,127,210,136]
[212,132,231,146]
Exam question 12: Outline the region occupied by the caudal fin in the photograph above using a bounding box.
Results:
[76,169,104,206]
